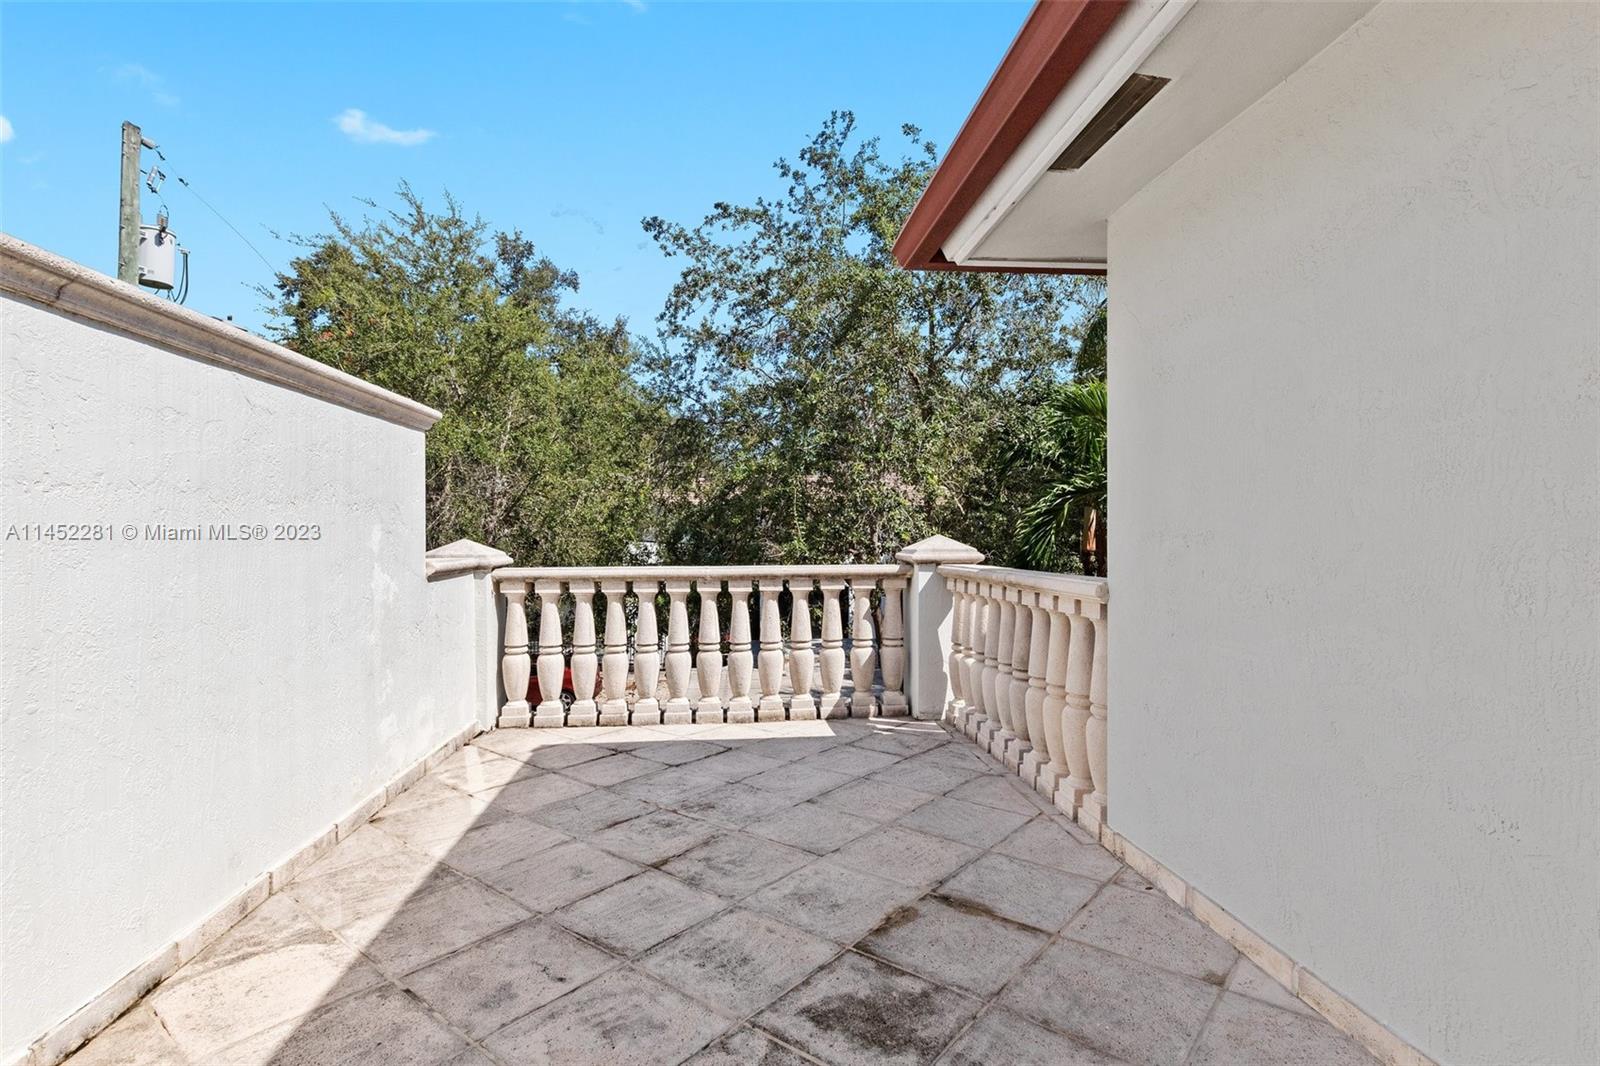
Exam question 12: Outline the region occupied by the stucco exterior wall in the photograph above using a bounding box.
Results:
[0,289,484,1061]
[1107,3,1598,1062]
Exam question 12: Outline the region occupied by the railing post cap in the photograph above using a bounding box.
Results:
[426,539,514,579]
[895,535,985,565]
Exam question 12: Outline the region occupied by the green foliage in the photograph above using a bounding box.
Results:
[257,118,1105,573]
[641,112,1103,565]
[1075,297,1107,382]
[1002,373,1108,573]
[264,185,659,565]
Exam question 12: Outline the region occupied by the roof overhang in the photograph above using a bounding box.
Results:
[894,0,1377,275]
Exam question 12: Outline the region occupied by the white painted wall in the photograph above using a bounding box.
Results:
[1107,4,1598,1062]
[0,283,489,1061]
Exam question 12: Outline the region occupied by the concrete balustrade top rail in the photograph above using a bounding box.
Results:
[937,563,1109,603]
[492,563,909,582]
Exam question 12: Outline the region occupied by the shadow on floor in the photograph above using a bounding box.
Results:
[66,718,1376,1066]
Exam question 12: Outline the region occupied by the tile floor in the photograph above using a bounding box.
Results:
[66,717,1376,1066]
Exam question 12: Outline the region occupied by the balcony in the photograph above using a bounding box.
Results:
[4,237,1423,1065]
[64,558,1374,1066]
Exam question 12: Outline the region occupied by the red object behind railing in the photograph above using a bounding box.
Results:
[527,667,602,705]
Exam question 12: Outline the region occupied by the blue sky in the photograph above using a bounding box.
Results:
[0,1,1027,337]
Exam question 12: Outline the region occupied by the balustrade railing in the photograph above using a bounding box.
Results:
[940,563,1110,834]
[492,547,1110,833]
[495,565,908,729]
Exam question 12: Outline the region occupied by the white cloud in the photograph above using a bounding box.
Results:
[621,0,647,10]
[113,63,179,106]
[334,108,436,147]
[0,116,12,144]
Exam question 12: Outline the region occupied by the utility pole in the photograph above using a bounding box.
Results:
[118,121,141,284]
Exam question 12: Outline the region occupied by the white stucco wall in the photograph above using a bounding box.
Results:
[1107,4,1598,1062]
[0,281,488,1061]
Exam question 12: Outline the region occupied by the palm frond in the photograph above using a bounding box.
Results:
[1010,377,1107,572]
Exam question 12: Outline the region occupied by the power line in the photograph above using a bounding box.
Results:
[174,173,277,276]
[139,137,277,276]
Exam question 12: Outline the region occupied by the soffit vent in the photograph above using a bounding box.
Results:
[1050,73,1171,171]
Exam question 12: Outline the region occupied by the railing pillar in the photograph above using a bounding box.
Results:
[978,585,1004,748]
[756,582,786,721]
[878,577,908,716]
[1020,594,1054,795]
[694,580,725,723]
[1041,597,1072,803]
[1082,609,1109,835]
[726,580,755,723]
[897,536,983,721]
[663,581,694,725]
[498,580,532,728]
[598,580,630,727]
[788,578,818,720]
[533,581,566,728]
[431,541,515,731]
[1004,588,1035,771]
[849,581,879,717]
[817,580,848,718]
[632,581,662,724]
[567,584,599,727]
[947,582,970,723]
[992,591,1018,759]
[966,579,990,739]
[1059,608,1096,815]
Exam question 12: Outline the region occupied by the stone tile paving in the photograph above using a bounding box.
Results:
[67,717,1376,1066]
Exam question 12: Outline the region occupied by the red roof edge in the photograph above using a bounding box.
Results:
[893,0,1128,274]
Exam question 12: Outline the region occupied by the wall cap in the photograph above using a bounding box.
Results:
[896,535,986,564]
[426,539,513,579]
[0,233,442,432]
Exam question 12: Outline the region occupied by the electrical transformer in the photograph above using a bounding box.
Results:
[136,223,179,290]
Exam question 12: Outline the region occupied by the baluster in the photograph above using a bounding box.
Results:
[879,577,907,716]
[726,580,755,723]
[662,580,694,724]
[1041,597,1073,805]
[498,580,532,727]
[981,584,1003,728]
[849,580,878,717]
[632,581,662,724]
[695,580,725,723]
[966,580,991,739]
[1060,606,1096,814]
[947,578,968,721]
[568,583,599,727]
[1020,595,1053,794]
[598,579,630,726]
[1082,609,1109,834]
[788,578,818,719]
[756,582,786,721]
[989,588,1017,757]
[972,585,998,742]
[818,579,848,718]
[533,581,566,728]
[1004,588,1034,769]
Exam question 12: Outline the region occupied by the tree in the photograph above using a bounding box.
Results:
[1003,374,1107,574]
[641,112,1103,565]
[265,185,659,566]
